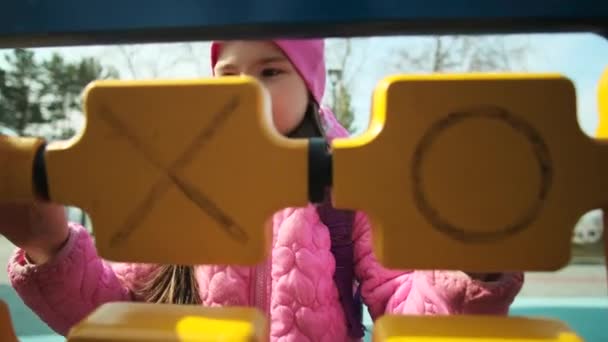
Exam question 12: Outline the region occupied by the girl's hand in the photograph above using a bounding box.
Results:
[0,201,69,264]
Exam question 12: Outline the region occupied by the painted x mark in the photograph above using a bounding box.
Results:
[98,95,249,246]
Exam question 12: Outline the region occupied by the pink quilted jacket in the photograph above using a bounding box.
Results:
[6,112,523,341]
[7,214,523,341]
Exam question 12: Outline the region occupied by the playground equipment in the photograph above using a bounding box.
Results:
[597,67,608,139]
[0,0,607,341]
[0,301,18,342]
[67,304,268,342]
[372,314,583,342]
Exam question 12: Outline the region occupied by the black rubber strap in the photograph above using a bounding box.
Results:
[32,142,50,201]
[308,137,332,203]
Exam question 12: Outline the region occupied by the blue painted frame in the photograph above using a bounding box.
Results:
[0,0,607,48]
[2,2,607,341]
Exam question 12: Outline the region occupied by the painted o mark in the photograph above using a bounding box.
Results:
[411,106,553,242]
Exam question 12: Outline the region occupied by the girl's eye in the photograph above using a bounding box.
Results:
[261,68,283,78]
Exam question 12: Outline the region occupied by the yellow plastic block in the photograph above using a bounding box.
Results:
[0,300,18,342]
[333,74,608,272]
[0,135,45,203]
[597,66,608,138]
[44,77,308,265]
[67,302,267,342]
[372,315,583,342]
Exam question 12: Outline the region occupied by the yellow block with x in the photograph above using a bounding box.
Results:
[28,77,308,266]
[372,315,583,342]
[67,303,267,341]
[332,73,608,272]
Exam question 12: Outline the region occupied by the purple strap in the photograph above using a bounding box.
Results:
[316,197,365,338]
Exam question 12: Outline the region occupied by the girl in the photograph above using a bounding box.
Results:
[2,39,524,341]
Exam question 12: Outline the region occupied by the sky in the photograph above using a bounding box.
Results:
[1,32,607,137]
[331,33,608,136]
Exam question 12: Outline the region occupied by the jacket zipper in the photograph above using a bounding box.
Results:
[252,220,273,318]
[252,258,270,316]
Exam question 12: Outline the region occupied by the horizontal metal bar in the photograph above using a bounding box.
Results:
[1,0,607,48]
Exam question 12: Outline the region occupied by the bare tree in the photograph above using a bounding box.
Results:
[326,38,369,88]
[178,42,211,76]
[325,38,369,133]
[394,35,530,73]
[116,45,140,79]
[104,42,211,79]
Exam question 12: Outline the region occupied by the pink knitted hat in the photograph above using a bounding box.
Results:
[209,39,350,140]
[210,39,326,105]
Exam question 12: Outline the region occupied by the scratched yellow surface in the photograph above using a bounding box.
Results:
[372,315,583,342]
[332,73,608,272]
[67,302,267,341]
[0,301,17,342]
[44,77,309,265]
[597,66,608,138]
[0,136,45,203]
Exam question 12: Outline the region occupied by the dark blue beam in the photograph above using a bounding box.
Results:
[0,0,607,48]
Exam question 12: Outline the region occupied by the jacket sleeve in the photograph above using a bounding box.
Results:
[6,223,150,336]
[353,212,524,320]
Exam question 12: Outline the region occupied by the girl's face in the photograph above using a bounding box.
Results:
[213,41,309,135]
